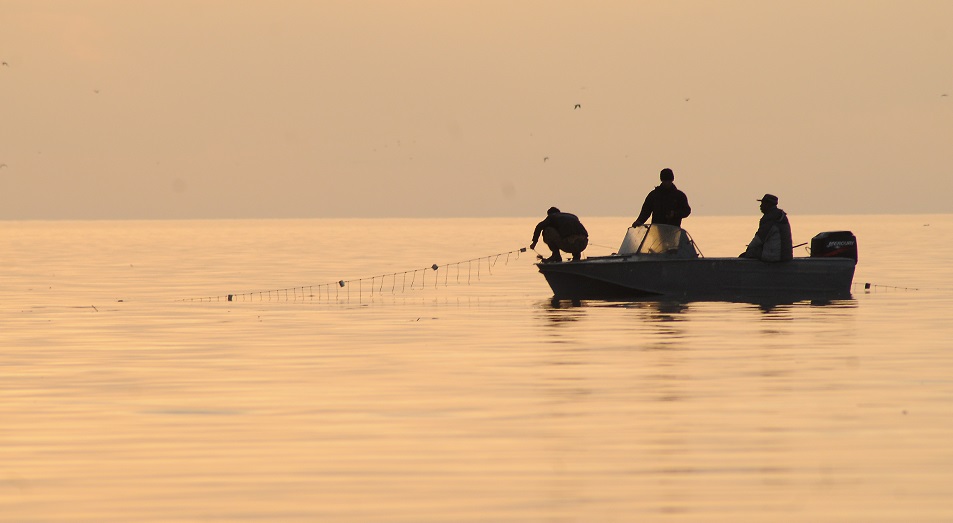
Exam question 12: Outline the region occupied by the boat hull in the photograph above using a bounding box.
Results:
[537,257,856,300]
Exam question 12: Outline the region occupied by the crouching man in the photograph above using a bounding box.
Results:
[530,207,589,263]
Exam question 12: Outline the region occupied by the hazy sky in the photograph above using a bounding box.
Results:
[1,1,950,219]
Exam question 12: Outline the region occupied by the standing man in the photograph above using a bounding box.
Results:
[631,168,692,228]
[739,194,793,262]
[530,207,589,263]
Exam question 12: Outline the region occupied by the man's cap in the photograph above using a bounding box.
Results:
[547,206,560,215]
[659,168,674,181]
[758,194,779,205]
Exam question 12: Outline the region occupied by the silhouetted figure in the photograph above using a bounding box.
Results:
[531,207,589,262]
[740,194,793,262]
[632,168,691,228]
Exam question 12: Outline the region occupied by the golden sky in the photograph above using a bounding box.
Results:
[1,1,951,219]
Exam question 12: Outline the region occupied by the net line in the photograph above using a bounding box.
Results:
[853,282,919,292]
[179,247,528,303]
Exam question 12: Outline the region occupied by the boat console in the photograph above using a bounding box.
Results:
[617,224,699,258]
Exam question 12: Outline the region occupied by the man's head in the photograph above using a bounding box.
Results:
[758,194,779,213]
[547,206,560,216]
[659,168,675,182]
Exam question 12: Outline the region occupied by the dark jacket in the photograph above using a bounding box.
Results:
[633,184,691,227]
[744,208,793,262]
[532,212,588,244]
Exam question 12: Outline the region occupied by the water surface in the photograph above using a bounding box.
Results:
[2,215,952,522]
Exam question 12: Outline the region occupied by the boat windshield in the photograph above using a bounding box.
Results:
[618,224,698,257]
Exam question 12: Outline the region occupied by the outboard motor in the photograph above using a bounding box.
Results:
[810,231,858,262]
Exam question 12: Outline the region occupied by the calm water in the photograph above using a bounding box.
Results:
[3,215,953,522]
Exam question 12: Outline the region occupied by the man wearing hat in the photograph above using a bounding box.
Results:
[740,194,793,262]
[631,168,692,228]
[530,207,589,263]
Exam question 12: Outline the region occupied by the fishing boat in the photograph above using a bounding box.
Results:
[536,224,857,300]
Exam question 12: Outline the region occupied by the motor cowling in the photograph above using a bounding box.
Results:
[810,231,858,262]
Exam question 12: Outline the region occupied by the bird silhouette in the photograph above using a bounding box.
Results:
[543,156,549,162]
[1,62,7,66]
[574,104,581,109]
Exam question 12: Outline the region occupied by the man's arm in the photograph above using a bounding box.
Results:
[677,192,691,219]
[632,193,654,227]
[530,218,548,247]
[741,235,764,259]
[754,216,774,243]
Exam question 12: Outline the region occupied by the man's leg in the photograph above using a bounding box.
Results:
[567,235,588,261]
[541,227,563,262]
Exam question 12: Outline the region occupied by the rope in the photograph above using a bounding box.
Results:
[178,247,528,303]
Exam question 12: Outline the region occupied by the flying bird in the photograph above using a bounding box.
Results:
[543,156,549,162]
[1,62,7,66]
[0,163,7,168]
[574,104,581,109]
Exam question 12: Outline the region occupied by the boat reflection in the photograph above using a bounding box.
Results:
[542,293,858,316]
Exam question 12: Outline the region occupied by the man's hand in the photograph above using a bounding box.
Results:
[530,241,537,250]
